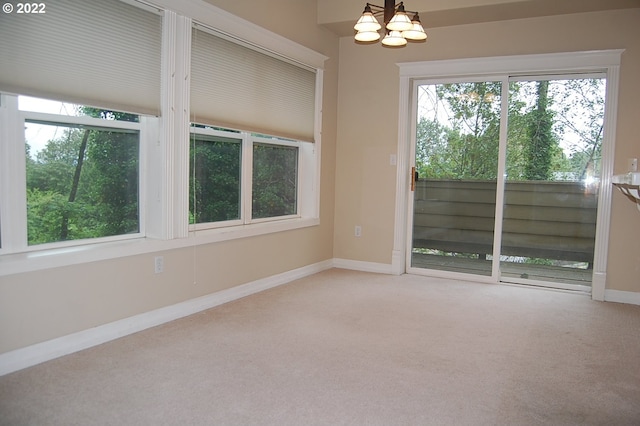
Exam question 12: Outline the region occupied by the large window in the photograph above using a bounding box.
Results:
[0,95,148,251]
[189,126,302,230]
[26,121,139,245]
[188,22,316,232]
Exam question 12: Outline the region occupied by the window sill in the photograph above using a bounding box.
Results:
[0,217,319,277]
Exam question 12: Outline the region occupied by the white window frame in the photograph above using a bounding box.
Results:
[248,135,302,224]
[0,93,153,254]
[188,125,314,233]
[189,125,244,231]
[0,0,325,276]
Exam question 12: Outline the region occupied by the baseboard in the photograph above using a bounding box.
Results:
[332,258,394,274]
[591,271,606,301]
[391,249,405,275]
[604,289,640,305]
[0,259,333,376]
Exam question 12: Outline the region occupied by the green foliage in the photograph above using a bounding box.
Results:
[416,78,605,182]
[25,108,139,245]
[84,129,139,236]
[79,106,138,122]
[27,189,67,245]
[27,129,83,195]
[416,82,501,180]
[252,144,297,219]
[80,105,139,237]
[550,78,605,180]
[523,81,556,180]
[26,188,100,244]
[188,133,299,224]
[190,136,241,223]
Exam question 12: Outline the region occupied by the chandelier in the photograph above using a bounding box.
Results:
[354,1,427,47]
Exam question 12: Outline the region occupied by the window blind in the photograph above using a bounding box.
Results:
[0,0,162,115]
[191,26,317,142]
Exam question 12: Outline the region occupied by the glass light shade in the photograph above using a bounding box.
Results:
[381,30,407,47]
[386,11,413,31]
[402,22,427,41]
[355,30,381,42]
[354,11,381,32]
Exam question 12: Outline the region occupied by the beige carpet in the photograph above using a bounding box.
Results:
[1,268,639,425]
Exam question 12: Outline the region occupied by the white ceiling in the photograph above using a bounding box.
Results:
[318,0,640,36]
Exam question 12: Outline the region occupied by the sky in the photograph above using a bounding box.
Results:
[20,96,80,158]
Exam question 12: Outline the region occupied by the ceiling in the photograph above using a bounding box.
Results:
[318,0,640,37]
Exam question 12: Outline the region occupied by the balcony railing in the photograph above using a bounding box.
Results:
[413,179,598,267]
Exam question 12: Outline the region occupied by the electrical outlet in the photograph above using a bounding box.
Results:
[629,158,638,172]
[154,256,164,273]
[355,225,362,237]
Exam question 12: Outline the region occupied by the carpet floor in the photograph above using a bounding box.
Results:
[1,268,639,425]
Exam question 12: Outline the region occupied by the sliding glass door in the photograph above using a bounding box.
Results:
[409,75,605,289]
[410,81,502,277]
[499,77,604,288]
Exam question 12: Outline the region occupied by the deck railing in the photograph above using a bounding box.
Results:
[412,179,598,265]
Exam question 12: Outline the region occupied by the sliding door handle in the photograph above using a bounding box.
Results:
[411,166,416,191]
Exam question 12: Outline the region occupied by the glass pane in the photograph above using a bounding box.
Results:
[412,82,502,276]
[19,96,139,122]
[26,121,139,245]
[19,96,79,116]
[501,78,604,286]
[252,143,298,219]
[189,133,242,224]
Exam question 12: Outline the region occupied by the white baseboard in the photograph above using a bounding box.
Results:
[332,258,394,274]
[604,289,640,305]
[591,271,606,301]
[391,249,405,275]
[0,259,333,377]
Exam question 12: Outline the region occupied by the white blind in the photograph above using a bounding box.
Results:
[0,0,162,115]
[191,27,317,142]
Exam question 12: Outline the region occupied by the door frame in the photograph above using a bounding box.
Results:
[391,50,623,300]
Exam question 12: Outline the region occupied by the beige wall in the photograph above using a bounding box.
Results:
[333,9,640,290]
[0,0,340,354]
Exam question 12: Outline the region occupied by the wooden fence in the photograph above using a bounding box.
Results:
[412,179,598,265]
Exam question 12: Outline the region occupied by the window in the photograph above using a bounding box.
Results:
[0,0,161,256]
[252,142,298,219]
[190,128,242,225]
[189,126,302,230]
[0,95,149,252]
[26,121,139,245]
[187,22,319,234]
